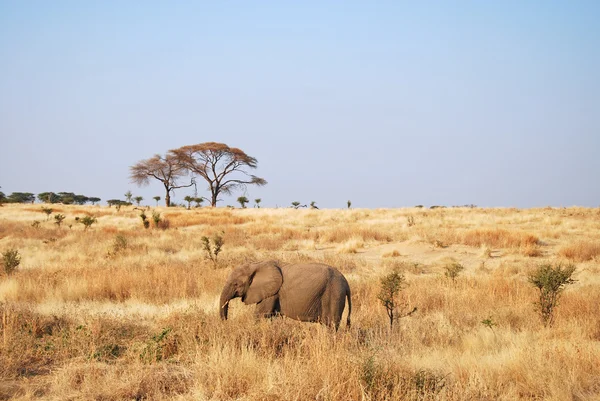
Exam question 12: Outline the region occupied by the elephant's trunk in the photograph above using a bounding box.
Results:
[219,283,234,320]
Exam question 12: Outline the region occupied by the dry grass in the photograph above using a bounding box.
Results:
[559,240,600,262]
[1,204,600,400]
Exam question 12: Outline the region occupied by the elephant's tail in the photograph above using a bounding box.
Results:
[346,286,352,329]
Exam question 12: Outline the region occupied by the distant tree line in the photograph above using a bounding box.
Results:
[0,191,101,205]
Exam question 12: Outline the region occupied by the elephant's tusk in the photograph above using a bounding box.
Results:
[221,300,229,309]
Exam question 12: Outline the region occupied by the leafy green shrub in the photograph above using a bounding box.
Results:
[78,216,97,230]
[2,248,21,275]
[528,263,576,326]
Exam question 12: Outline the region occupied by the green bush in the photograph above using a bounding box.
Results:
[78,216,97,230]
[528,263,576,326]
[2,248,21,275]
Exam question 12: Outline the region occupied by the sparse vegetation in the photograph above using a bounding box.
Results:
[54,213,66,227]
[2,248,21,275]
[236,196,249,208]
[254,198,261,208]
[0,205,599,400]
[133,196,143,206]
[41,206,53,220]
[78,215,97,230]
[528,263,576,326]
[140,211,150,229]
[153,195,161,206]
[201,232,224,267]
[444,261,464,283]
[377,269,416,329]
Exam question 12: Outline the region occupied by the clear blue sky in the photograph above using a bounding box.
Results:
[1,1,599,208]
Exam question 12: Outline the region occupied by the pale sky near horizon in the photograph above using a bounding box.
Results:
[1,1,599,208]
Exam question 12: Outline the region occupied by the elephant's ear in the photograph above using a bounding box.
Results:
[244,261,283,305]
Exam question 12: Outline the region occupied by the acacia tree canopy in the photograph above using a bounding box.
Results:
[170,142,267,207]
[129,153,193,207]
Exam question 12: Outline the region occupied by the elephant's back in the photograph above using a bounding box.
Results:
[278,263,345,322]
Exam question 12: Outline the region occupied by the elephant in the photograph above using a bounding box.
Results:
[219,260,352,330]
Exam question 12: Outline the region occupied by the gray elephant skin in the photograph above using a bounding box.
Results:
[219,260,352,329]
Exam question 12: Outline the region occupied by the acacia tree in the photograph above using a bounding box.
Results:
[170,142,267,207]
[129,153,194,207]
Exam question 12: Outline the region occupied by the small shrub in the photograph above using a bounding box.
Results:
[113,235,128,253]
[377,270,416,329]
[140,211,150,229]
[406,215,415,227]
[31,220,41,229]
[78,216,97,230]
[2,248,21,275]
[54,213,66,227]
[41,207,53,220]
[236,196,249,208]
[152,211,161,228]
[528,263,576,326]
[201,233,224,267]
[481,316,497,331]
[444,262,464,283]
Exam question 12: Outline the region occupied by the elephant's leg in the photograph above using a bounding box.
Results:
[323,282,347,330]
[255,294,280,319]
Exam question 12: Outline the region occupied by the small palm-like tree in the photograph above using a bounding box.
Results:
[153,196,161,206]
[184,196,194,210]
[124,191,133,203]
[133,196,143,206]
[194,197,204,207]
[254,198,262,208]
[237,196,249,208]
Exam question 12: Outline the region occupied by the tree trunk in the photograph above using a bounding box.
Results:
[165,193,171,207]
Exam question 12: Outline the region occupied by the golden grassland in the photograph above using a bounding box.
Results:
[1,204,600,400]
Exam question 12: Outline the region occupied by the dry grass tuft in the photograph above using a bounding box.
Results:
[559,240,600,262]
[462,228,539,249]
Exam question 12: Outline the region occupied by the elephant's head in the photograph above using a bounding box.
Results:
[219,260,283,320]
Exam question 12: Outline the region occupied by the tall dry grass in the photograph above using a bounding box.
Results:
[1,204,599,400]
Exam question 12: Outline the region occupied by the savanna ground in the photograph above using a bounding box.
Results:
[1,204,600,400]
